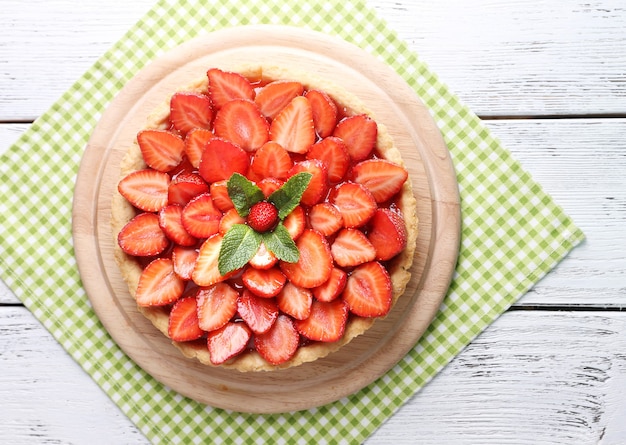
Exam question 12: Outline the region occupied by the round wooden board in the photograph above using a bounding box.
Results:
[72,25,460,414]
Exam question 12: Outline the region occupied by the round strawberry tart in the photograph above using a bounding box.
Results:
[111,65,418,371]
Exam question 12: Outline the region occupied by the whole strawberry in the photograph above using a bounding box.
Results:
[247,201,279,232]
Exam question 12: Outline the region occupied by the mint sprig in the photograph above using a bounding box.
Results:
[218,224,261,276]
[227,173,265,217]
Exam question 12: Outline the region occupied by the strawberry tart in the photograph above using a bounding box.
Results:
[111,65,418,371]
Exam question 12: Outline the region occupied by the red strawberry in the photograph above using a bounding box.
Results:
[192,234,229,287]
[168,156,196,177]
[254,80,304,120]
[333,114,377,161]
[342,261,392,317]
[136,129,185,172]
[118,169,170,212]
[294,299,348,342]
[184,128,213,169]
[213,99,269,152]
[250,141,293,180]
[254,314,299,365]
[257,178,284,198]
[218,207,245,235]
[242,266,286,298]
[312,267,347,303]
[276,282,312,320]
[248,242,278,270]
[158,204,197,247]
[330,228,377,267]
[308,202,343,236]
[236,289,279,334]
[198,137,250,183]
[280,229,332,288]
[196,282,239,332]
[367,208,408,261]
[247,201,279,233]
[304,89,338,138]
[172,246,198,280]
[330,182,377,228]
[269,96,315,154]
[287,160,328,207]
[207,68,255,109]
[306,136,350,183]
[135,258,185,307]
[181,193,223,239]
[283,205,305,240]
[118,213,169,257]
[209,180,234,212]
[168,172,209,206]
[168,296,204,342]
[169,92,213,135]
[351,159,408,203]
[207,322,251,365]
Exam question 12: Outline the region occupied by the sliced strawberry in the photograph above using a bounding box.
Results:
[196,282,239,332]
[218,207,245,236]
[213,99,269,152]
[209,179,234,212]
[254,314,299,365]
[184,128,213,169]
[199,137,250,183]
[118,169,170,212]
[342,261,392,317]
[192,234,229,287]
[242,266,286,298]
[294,299,348,343]
[276,282,312,320]
[333,114,377,161]
[330,182,377,228]
[283,205,305,240]
[287,160,328,207]
[269,96,315,154]
[118,213,169,257]
[250,141,293,180]
[168,296,204,342]
[136,129,185,172]
[308,202,343,236]
[367,208,408,261]
[207,322,251,365]
[236,289,279,334]
[254,80,304,120]
[280,229,332,288]
[172,246,198,280]
[207,68,255,109]
[248,242,278,269]
[306,136,350,183]
[351,159,408,203]
[312,267,347,303]
[158,204,197,247]
[169,92,213,135]
[168,172,209,206]
[257,177,284,198]
[304,89,338,138]
[181,193,222,239]
[135,258,185,307]
[331,228,376,267]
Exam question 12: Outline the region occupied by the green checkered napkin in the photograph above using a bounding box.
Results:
[0,0,584,443]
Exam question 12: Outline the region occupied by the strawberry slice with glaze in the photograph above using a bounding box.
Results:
[213,99,269,152]
[367,208,408,261]
[294,299,349,343]
[248,242,278,270]
[312,267,347,303]
[136,129,185,172]
[283,205,305,240]
[169,92,213,135]
[250,141,293,180]
[333,114,377,161]
[255,314,300,365]
[168,296,205,342]
[236,289,279,334]
[171,246,198,280]
[351,159,408,203]
[242,266,286,298]
[331,228,376,268]
[209,179,234,212]
[135,258,185,307]
[306,136,350,183]
[118,213,169,257]
[192,233,229,287]
[196,282,239,332]
[218,207,245,236]
[254,80,304,120]
[308,202,343,236]
[304,89,338,138]
[270,96,315,154]
[199,137,250,183]
[257,177,284,198]
[342,261,392,317]
[287,160,328,207]
[181,193,222,239]
[330,182,377,228]
[118,169,170,212]
[280,229,332,288]
[207,322,252,365]
[276,282,313,320]
[184,128,213,169]
[168,172,209,206]
[207,68,255,109]
[158,204,197,247]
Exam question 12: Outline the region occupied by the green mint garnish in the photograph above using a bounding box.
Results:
[268,172,312,219]
[262,223,299,263]
[218,224,262,276]
[227,173,264,217]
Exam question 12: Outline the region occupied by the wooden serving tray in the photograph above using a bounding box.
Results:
[72,25,460,414]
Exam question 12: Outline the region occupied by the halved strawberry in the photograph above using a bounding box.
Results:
[287,160,328,207]
[207,322,251,365]
[135,258,185,307]
[213,99,269,152]
[209,179,234,212]
[333,114,377,161]
[198,137,250,183]
[280,229,332,288]
[276,282,312,320]
[118,169,170,212]
[254,80,304,120]
[181,193,222,239]
[254,314,299,365]
[242,266,286,298]
[136,129,185,172]
[269,96,315,154]
[218,207,245,235]
[250,141,293,180]
[158,204,197,247]
[169,92,213,135]
[257,177,284,198]
[168,296,204,342]
[330,228,377,268]
[367,208,408,261]
[308,202,343,236]
[283,205,305,240]
[306,136,350,183]
[351,159,408,203]
[196,282,239,332]
[294,299,348,343]
[168,172,209,206]
[248,242,278,269]
[184,128,213,169]
[342,261,392,317]
[330,182,377,228]
[118,213,169,257]
[192,233,229,287]
[236,289,279,334]
[207,68,255,109]
[312,267,347,303]
[172,246,198,280]
[304,89,338,138]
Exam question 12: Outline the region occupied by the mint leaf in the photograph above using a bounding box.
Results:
[268,172,312,219]
[218,224,261,275]
[262,223,299,263]
[227,173,264,217]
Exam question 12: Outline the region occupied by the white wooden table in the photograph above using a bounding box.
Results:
[2,1,625,443]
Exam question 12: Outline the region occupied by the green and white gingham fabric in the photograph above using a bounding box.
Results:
[0,0,584,443]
